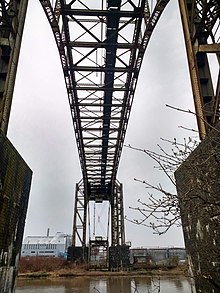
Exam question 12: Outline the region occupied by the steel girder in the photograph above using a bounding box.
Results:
[40,0,170,203]
[179,0,220,140]
[0,0,29,134]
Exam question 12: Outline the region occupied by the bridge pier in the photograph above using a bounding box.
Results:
[175,124,220,293]
[69,179,128,270]
[0,131,32,292]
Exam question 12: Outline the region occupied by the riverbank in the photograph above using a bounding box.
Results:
[18,266,187,279]
[18,256,188,279]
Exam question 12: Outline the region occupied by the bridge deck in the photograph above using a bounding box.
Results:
[40,0,169,201]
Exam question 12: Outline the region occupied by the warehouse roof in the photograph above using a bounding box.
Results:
[23,232,70,245]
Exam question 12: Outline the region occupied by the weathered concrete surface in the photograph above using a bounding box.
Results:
[0,131,32,292]
[175,125,220,293]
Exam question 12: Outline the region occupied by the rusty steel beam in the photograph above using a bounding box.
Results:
[178,0,220,140]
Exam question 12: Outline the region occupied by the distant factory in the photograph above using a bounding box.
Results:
[21,230,186,269]
[21,230,71,258]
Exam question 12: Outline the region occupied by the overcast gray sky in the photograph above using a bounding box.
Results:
[8,0,198,248]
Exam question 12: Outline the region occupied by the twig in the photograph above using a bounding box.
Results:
[166,104,220,133]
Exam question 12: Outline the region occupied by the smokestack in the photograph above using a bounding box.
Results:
[47,228,50,237]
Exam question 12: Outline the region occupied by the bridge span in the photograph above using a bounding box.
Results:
[39,0,172,266]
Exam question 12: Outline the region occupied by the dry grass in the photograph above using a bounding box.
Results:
[18,256,80,273]
[18,257,187,279]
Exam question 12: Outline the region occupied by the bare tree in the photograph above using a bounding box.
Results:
[125,137,199,235]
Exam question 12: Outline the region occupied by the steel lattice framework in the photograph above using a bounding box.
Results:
[40,0,170,247]
[179,0,220,139]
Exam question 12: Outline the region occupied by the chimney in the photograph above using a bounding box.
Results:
[47,228,50,237]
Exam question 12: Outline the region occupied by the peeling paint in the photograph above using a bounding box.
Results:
[197,253,201,274]
[205,224,210,233]
[196,220,203,240]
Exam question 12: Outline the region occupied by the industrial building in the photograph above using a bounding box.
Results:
[21,230,186,268]
[130,247,186,267]
[21,232,71,258]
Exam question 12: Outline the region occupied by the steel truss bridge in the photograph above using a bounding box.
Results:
[40,0,171,258]
[0,0,219,268]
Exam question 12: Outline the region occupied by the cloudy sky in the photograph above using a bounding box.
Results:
[8,0,198,248]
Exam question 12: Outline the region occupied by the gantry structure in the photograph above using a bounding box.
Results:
[38,0,219,264]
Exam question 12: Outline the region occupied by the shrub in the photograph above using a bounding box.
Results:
[18,256,67,273]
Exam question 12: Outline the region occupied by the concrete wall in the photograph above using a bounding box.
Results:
[0,131,32,292]
[175,125,220,293]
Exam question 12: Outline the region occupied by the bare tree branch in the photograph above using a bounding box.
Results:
[166,104,220,133]
[125,138,199,234]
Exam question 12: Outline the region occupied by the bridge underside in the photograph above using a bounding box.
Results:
[40,0,169,261]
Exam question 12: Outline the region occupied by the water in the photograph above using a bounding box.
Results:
[15,276,193,292]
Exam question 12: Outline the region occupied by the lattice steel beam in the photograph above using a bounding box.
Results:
[40,0,169,200]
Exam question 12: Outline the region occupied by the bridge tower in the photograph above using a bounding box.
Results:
[40,0,169,268]
[176,2,220,292]
[0,1,32,292]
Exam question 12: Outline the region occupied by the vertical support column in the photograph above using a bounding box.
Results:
[0,1,31,291]
[178,0,207,140]
[111,180,125,246]
[0,0,29,134]
[68,180,88,263]
[178,1,219,139]
[72,180,88,247]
